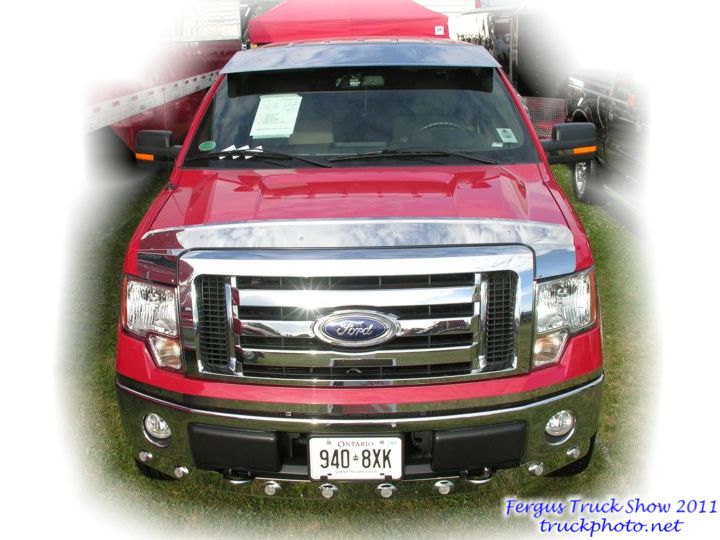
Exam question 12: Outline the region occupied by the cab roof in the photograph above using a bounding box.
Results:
[221,40,500,74]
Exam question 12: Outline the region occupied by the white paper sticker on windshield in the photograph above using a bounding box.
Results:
[250,94,302,139]
[496,128,518,144]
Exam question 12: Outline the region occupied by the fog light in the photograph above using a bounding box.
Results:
[144,413,172,440]
[147,334,183,370]
[545,410,575,437]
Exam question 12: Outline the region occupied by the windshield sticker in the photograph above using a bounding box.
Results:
[250,94,303,139]
[198,140,216,152]
[219,144,263,159]
[496,128,518,144]
[492,142,504,148]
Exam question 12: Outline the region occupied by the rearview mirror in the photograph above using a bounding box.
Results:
[135,130,182,164]
[541,123,597,165]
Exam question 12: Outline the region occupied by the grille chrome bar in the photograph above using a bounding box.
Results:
[241,362,474,380]
[234,286,475,309]
[235,273,475,290]
[236,303,472,321]
[180,246,535,387]
[240,346,474,368]
[241,317,474,339]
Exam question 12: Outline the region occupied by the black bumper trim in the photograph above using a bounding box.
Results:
[431,422,526,471]
[189,424,282,472]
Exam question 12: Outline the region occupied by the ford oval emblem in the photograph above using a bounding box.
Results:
[313,310,400,348]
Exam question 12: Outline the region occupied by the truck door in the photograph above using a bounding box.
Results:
[604,73,644,184]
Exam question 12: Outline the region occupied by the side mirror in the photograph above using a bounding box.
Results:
[135,130,182,164]
[541,123,597,165]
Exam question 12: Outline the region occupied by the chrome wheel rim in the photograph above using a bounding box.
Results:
[574,162,588,196]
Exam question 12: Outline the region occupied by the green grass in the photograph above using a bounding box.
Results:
[65,166,652,537]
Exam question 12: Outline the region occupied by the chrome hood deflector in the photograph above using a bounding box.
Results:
[138,218,575,283]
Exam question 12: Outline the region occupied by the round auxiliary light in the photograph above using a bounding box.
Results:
[545,410,576,438]
[144,413,172,440]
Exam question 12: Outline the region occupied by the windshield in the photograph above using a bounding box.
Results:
[184,66,538,168]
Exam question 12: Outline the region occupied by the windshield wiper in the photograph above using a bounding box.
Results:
[184,148,333,168]
[328,147,499,165]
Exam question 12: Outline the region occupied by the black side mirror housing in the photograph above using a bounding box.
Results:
[135,130,182,164]
[541,122,597,165]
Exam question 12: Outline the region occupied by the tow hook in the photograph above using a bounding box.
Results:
[222,469,253,485]
[462,467,495,485]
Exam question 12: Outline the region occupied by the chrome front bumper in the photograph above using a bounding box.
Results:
[116,374,602,499]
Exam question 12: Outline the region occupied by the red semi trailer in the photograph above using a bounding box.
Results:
[86,0,250,152]
[88,0,450,154]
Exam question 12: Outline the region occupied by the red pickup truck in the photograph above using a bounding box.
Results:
[116,39,603,499]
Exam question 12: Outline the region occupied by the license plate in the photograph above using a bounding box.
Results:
[309,436,403,480]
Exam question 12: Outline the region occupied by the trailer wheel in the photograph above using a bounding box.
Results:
[572,159,602,204]
[547,435,596,477]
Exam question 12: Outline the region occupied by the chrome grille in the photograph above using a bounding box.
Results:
[195,268,519,384]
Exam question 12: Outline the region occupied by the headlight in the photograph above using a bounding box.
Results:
[122,276,183,370]
[123,276,178,337]
[532,268,597,368]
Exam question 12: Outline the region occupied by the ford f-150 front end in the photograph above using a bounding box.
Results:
[116,39,603,499]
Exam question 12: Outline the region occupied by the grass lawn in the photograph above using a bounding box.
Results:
[64,165,652,537]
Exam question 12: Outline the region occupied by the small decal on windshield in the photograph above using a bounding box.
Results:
[496,128,518,144]
[218,144,263,159]
[250,94,303,139]
[198,140,216,152]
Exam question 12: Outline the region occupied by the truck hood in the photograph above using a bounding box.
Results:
[149,164,567,230]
